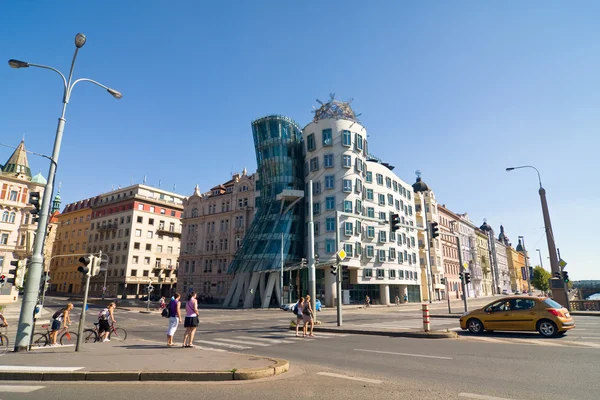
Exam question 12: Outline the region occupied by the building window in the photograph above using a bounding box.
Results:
[325,196,335,210]
[314,222,320,236]
[389,269,396,278]
[376,174,383,185]
[364,268,373,278]
[145,243,151,251]
[355,220,362,235]
[313,181,321,195]
[356,133,363,151]
[342,130,351,146]
[135,229,141,237]
[342,155,352,168]
[324,154,334,168]
[344,243,353,256]
[378,250,386,263]
[355,199,362,214]
[325,176,335,189]
[366,189,373,200]
[379,231,387,243]
[367,207,375,218]
[326,217,336,232]
[322,129,332,146]
[355,179,362,193]
[310,157,319,171]
[307,134,315,151]
[144,257,151,265]
[0,234,8,245]
[387,194,393,205]
[366,171,372,183]
[343,179,352,193]
[147,231,153,239]
[313,202,321,215]
[344,200,353,213]
[356,158,363,172]
[9,190,18,201]
[326,239,335,253]
[386,177,392,188]
[389,247,396,260]
[378,194,385,206]
[344,222,353,236]
[367,226,375,238]
[366,245,374,258]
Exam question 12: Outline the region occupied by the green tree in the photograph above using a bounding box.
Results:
[532,265,551,292]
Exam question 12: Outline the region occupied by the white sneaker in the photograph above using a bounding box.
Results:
[103,338,110,343]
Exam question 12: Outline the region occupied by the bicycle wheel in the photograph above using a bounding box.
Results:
[30,333,48,348]
[60,331,78,346]
[0,335,9,355]
[83,329,98,343]
[109,327,127,342]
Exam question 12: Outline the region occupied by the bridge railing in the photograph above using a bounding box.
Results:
[569,300,600,311]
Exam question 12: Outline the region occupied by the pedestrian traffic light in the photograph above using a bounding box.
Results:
[330,265,338,275]
[77,255,93,276]
[459,272,464,281]
[562,271,569,283]
[440,277,446,285]
[430,222,440,239]
[91,256,102,276]
[8,260,24,285]
[28,191,41,223]
[390,213,401,232]
[464,272,471,284]
[0,275,4,284]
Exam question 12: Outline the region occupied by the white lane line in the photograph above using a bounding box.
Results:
[236,336,295,344]
[194,340,251,350]
[0,366,83,372]
[317,372,382,384]
[354,349,453,360]
[214,338,270,347]
[459,393,518,400]
[195,346,227,353]
[29,344,75,350]
[578,337,600,340]
[0,385,45,393]
[293,331,348,337]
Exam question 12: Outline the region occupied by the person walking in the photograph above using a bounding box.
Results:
[395,295,400,306]
[294,297,304,337]
[98,302,116,343]
[50,303,73,345]
[166,293,182,347]
[182,291,199,348]
[365,295,371,307]
[302,294,315,337]
[403,294,408,304]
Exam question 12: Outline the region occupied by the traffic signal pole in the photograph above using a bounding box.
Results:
[335,211,342,326]
[456,235,468,313]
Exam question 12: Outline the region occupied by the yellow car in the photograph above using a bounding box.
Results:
[459,296,575,337]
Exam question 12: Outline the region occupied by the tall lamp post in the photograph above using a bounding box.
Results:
[536,249,544,268]
[506,166,564,304]
[10,33,122,352]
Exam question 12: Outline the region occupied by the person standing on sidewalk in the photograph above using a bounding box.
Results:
[294,297,304,337]
[302,295,315,337]
[166,293,182,347]
[182,292,199,348]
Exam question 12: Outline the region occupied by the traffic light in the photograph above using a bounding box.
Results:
[8,260,24,285]
[330,265,338,276]
[562,271,569,283]
[0,275,5,285]
[430,222,440,239]
[529,267,534,281]
[459,272,464,281]
[440,277,446,285]
[29,191,41,223]
[301,258,307,268]
[464,272,471,284]
[554,271,561,279]
[91,256,102,276]
[390,213,401,232]
[77,256,93,276]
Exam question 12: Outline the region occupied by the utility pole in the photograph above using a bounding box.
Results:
[307,180,316,317]
[280,232,284,307]
[456,235,468,313]
[445,278,452,314]
[335,211,343,326]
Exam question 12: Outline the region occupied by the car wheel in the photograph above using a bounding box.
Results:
[467,318,484,334]
[537,320,558,338]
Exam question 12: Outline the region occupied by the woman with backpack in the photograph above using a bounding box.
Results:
[50,303,73,345]
[98,302,116,343]
[166,293,182,347]
[302,295,315,337]
[294,297,304,337]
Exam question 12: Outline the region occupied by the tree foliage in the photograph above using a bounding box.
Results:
[532,265,551,292]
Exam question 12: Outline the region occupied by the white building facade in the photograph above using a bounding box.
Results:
[457,213,483,297]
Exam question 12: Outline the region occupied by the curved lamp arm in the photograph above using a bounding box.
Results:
[20,62,68,99]
[67,78,123,102]
[506,165,543,189]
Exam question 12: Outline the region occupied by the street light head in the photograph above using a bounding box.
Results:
[75,33,87,48]
[107,88,123,99]
[506,167,515,171]
[8,59,29,68]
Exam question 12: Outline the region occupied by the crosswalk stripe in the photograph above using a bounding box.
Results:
[0,385,45,393]
[194,340,251,350]
[214,338,271,347]
[237,336,296,344]
[195,346,227,352]
[0,365,83,372]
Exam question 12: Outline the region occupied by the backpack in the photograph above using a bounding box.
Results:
[52,308,65,320]
[292,304,298,314]
[98,308,108,320]
[161,302,171,318]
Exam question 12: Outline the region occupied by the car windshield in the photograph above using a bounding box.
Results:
[543,298,564,309]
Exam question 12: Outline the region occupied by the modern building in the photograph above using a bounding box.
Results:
[0,140,47,300]
[457,213,482,297]
[437,205,462,299]
[49,197,94,294]
[178,170,256,303]
[413,177,445,301]
[85,185,185,298]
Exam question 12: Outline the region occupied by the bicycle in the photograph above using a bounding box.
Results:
[30,323,78,347]
[83,322,127,343]
[0,325,9,356]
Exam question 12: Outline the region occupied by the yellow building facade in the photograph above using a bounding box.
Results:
[506,246,525,292]
[474,229,493,296]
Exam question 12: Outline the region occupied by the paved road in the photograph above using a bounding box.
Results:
[4,296,599,399]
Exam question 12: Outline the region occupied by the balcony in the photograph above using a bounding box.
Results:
[156,225,182,237]
[98,223,118,232]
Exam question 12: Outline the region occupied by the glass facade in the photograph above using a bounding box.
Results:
[227,115,305,274]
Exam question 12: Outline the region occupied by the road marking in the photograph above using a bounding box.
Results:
[317,372,382,384]
[29,344,75,350]
[199,320,221,325]
[0,365,83,372]
[195,346,227,352]
[214,338,270,347]
[0,385,45,393]
[194,340,251,350]
[354,349,453,360]
[459,393,518,400]
[294,331,348,337]
[235,336,295,344]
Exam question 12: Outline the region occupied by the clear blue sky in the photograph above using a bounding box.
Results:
[1,1,598,279]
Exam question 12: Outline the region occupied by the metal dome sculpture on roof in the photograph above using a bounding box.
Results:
[412,170,430,193]
[312,93,361,123]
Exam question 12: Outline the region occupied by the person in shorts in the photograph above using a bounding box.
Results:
[98,302,116,342]
[294,297,305,336]
[302,295,315,337]
[182,292,199,348]
[50,303,73,345]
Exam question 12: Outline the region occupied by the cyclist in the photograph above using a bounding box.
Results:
[50,303,73,345]
[0,312,7,327]
[98,302,116,343]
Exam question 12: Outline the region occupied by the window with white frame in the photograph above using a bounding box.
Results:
[389,269,396,278]
[377,268,385,278]
[343,179,352,192]
[379,230,387,242]
[378,250,386,262]
[342,155,352,168]
[389,247,396,260]
[387,194,393,205]
[355,241,362,255]
[326,217,335,232]
[342,130,351,146]
[376,174,383,185]
[355,199,362,214]
[366,171,373,183]
[324,154,334,168]
[344,243,353,256]
[378,194,385,206]
[367,226,375,238]
[344,200,352,213]
[356,158,363,172]
[379,211,387,220]
[366,188,374,200]
[364,268,373,278]
[313,202,321,215]
[310,157,319,171]
[367,207,375,218]
[322,129,332,146]
[355,178,362,193]
[325,175,335,189]
[355,220,362,235]
[344,222,353,236]
[356,133,363,150]
[313,181,321,195]
[366,245,374,258]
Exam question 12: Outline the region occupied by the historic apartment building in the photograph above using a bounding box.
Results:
[177,170,256,302]
[0,140,47,300]
[457,213,482,298]
[84,185,185,298]
[437,205,462,299]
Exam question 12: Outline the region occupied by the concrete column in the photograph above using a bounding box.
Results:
[380,284,390,305]
[259,273,266,304]
[324,268,337,307]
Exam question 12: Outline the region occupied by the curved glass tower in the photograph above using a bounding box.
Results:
[227,115,305,275]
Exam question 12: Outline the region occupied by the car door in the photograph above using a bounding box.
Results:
[481,300,513,331]
[509,298,538,331]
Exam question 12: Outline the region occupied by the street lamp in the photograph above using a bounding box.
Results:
[506,166,563,303]
[11,33,122,352]
[536,249,543,268]
[517,236,532,294]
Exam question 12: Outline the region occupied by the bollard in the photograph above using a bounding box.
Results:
[422,303,430,332]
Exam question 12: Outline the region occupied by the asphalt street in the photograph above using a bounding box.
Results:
[3,296,599,400]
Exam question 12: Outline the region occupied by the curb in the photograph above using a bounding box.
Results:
[288,326,456,339]
[0,358,289,382]
[430,314,461,319]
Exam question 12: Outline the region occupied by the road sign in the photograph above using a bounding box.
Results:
[559,259,567,268]
[463,263,469,269]
[337,249,346,261]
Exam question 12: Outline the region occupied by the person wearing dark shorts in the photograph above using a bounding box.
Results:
[182,292,199,347]
[98,302,116,342]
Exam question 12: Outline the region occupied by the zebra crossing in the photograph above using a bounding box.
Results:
[459,335,600,349]
[352,319,457,331]
[192,330,349,352]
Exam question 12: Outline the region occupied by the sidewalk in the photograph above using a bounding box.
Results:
[0,338,288,381]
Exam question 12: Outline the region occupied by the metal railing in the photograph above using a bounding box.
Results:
[569,300,600,311]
